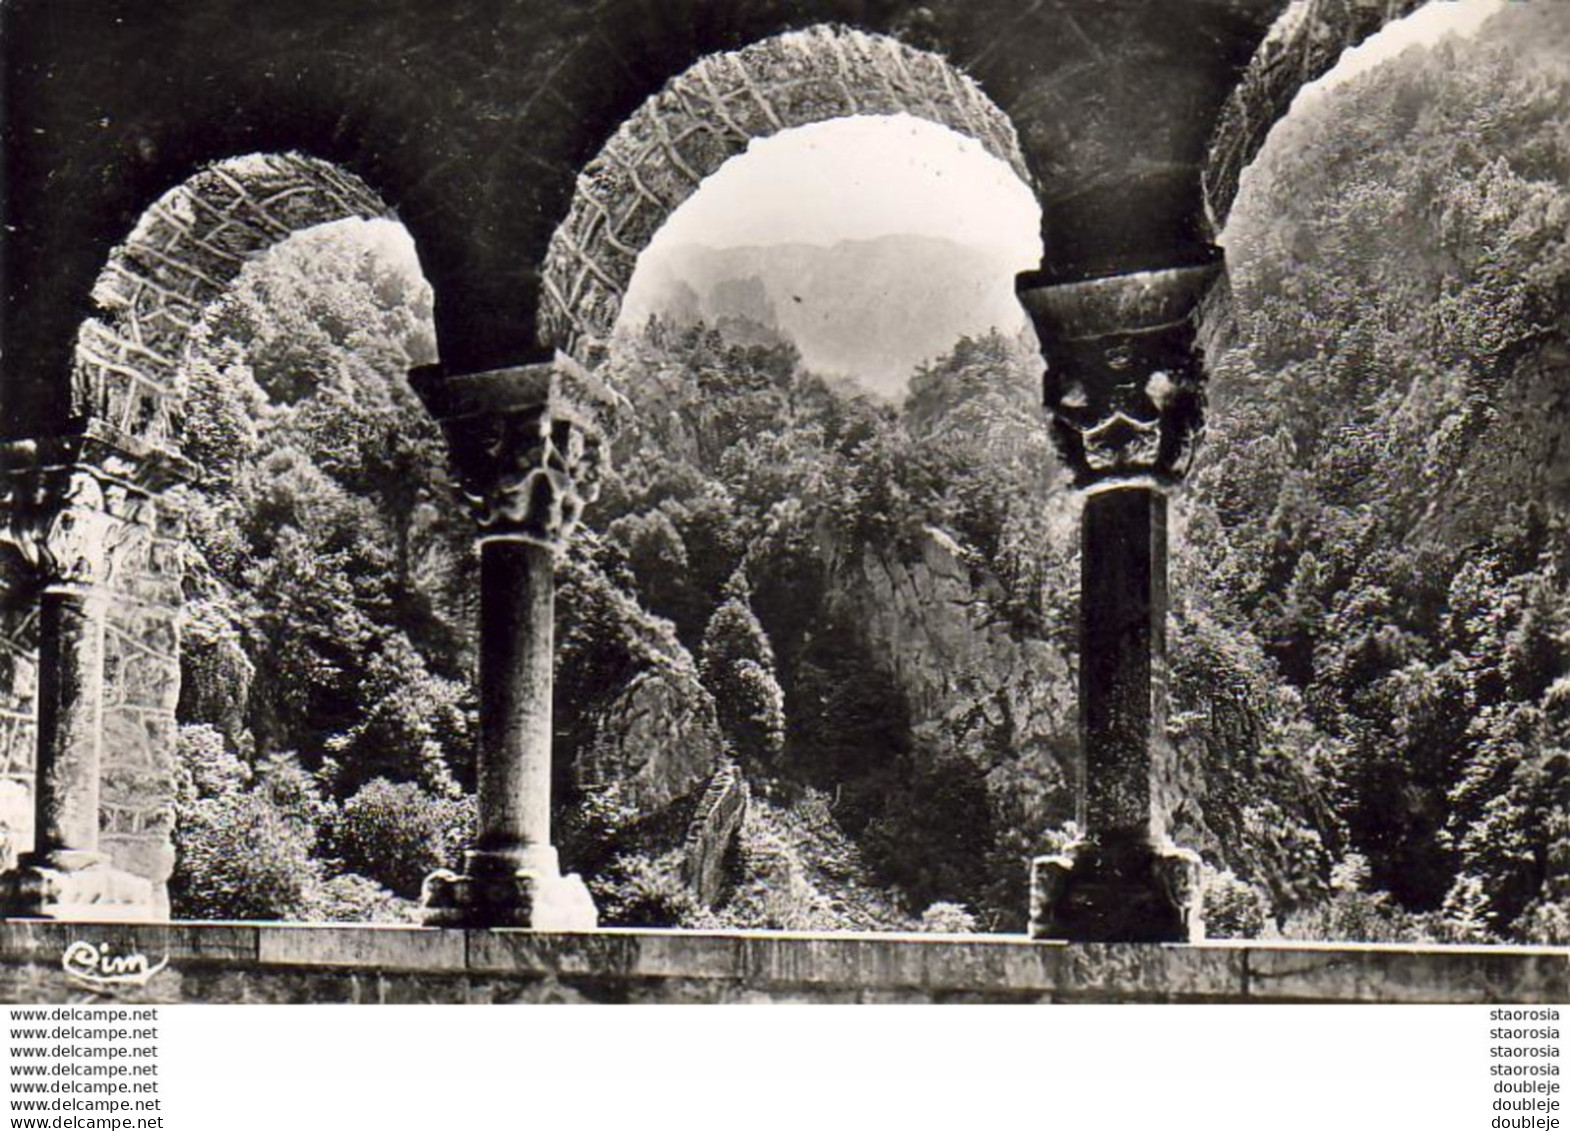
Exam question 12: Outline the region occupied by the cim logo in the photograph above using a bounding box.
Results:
[61,940,169,992]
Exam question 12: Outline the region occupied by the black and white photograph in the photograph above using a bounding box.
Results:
[0,0,1566,1118]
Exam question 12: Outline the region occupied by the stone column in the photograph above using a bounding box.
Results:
[412,353,615,930]
[0,441,162,920]
[1017,251,1223,942]
[34,582,110,872]
[477,540,557,872]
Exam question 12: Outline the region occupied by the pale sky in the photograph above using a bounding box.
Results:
[1294,0,1506,105]
[645,113,1042,256]
[636,3,1507,257]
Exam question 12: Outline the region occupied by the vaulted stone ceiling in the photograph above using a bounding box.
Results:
[0,0,1418,433]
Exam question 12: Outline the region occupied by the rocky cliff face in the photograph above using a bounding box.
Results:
[837,524,1077,832]
[576,667,726,813]
[555,550,727,817]
[584,302,1348,924]
[1162,608,1342,910]
[814,499,1340,915]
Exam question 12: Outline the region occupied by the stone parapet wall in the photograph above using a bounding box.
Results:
[0,921,1563,1005]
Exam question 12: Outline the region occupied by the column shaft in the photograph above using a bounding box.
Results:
[476,539,554,863]
[1019,257,1220,942]
[2,438,176,919]
[30,588,107,867]
[1080,485,1168,844]
[412,356,610,929]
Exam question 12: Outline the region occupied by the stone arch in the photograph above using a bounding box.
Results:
[1204,0,1426,236]
[73,152,396,453]
[1194,0,1430,357]
[0,151,409,914]
[537,24,1033,364]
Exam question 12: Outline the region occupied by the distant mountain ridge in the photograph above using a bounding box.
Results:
[619,234,1032,399]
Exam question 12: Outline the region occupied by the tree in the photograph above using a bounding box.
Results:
[170,725,331,921]
[178,218,473,795]
[1191,2,1570,930]
[699,580,785,773]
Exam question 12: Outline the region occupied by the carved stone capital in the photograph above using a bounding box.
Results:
[0,424,172,592]
[1018,253,1224,488]
[410,353,621,549]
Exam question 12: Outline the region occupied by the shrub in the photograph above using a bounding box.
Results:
[1201,869,1272,939]
[1281,890,1425,943]
[556,781,642,878]
[1515,898,1570,944]
[254,751,335,843]
[174,723,248,806]
[331,778,473,899]
[588,850,705,928]
[920,901,978,934]
[300,872,419,924]
[172,732,337,921]
[172,792,320,920]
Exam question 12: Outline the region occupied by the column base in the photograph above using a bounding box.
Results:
[0,852,160,922]
[1029,834,1203,943]
[421,847,598,930]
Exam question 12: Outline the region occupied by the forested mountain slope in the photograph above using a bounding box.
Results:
[1190,0,1570,939]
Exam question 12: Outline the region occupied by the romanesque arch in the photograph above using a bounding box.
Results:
[74,153,394,448]
[409,24,1041,931]
[0,153,400,916]
[1204,0,1428,237]
[536,25,1033,364]
[1193,0,1450,380]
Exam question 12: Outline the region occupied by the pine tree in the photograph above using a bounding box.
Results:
[698,575,785,772]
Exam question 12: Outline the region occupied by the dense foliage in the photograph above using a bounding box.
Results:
[173,223,469,919]
[1192,2,1570,940]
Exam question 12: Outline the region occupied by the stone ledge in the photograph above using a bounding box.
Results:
[0,919,259,965]
[1241,941,1570,1004]
[258,924,466,971]
[1,920,1564,1004]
